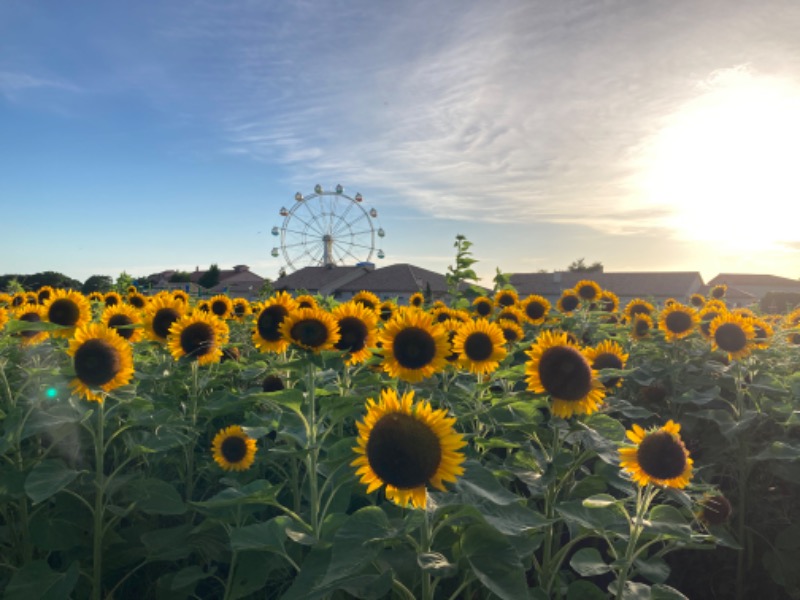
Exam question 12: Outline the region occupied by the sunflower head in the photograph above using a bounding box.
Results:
[36,286,55,305]
[689,293,706,308]
[12,305,49,345]
[574,279,602,302]
[351,290,381,313]
[472,296,494,318]
[280,307,340,352]
[697,493,732,526]
[212,425,257,471]
[557,291,580,314]
[698,307,723,340]
[252,292,298,353]
[494,289,519,308]
[659,303,698,341]
[710,284,727,299]
[452,318,508,376]
[408,292,425,308]
[172,290,190,305]
[351,389,466,509]
[144,293,187,342]
[584,340,628,388]
[630,314,654,340]
[751,318,773,349]
[599,291,619,313]
[496,318,524,344]
[709,313,756,360]
[101,304,145,343]
[44,289,92,337]
[525,330,605,418]
[103,292,123,308]
[377,308,450,383]
[67,323,135,402]
[208,295,234,319]
[332,301,378,365]
[127,292,149,309]
[295,294,319,309]
[619,420,693,489]
[625,298,655,319]
[378,300,396,322]
[168,311,230,365]
[231,298,252,320]
[262,374,285,392]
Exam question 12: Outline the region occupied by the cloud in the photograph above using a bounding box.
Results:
[0,71,79,99]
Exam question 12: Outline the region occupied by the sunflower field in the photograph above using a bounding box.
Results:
[1,278,800,600]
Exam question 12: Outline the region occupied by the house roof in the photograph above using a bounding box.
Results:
[273,266,370,292]
[707,273,800,288]
[509,271,704,298]
[338,263,451,293]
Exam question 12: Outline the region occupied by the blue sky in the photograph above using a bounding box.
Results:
[2,0,800,286]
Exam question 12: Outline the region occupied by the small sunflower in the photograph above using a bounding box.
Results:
[295,294,318,309]
[630,313,654,340]
[332,301,378,365]
[496,306,525,325]
[584,340,628,388]
[751,317,773,349]
[351,388,466,509]
[43,289,92,338]
[262,374,285,392]
[520,295,550,325]
[126,285,137,294]
[351,290,381,313]
[599,291,619,313]
[659,303,698,341]
[67,323,135,402]
[697,493,733,526]
[698,307,724,340]
[710,284,727,299]
[231,298,252,320]
[472,296,494,318]
[12,305,49,345]
[126,292,149,310]
[525,330,605,418]
[172,290,190,305]
[431,306,456,324]
[557,290,580,314]
[103,291,123,308]
[211,425,257,471]
[87,291,104,303]
[36,286,55,305]
[625,298,655,319]
[378,309,450,383]
[378,300,396,323]
[101,304,145,343]
[168,311,230,365]
[452,318,507,376]
[252,292,298,353]
[494,289,519,308]
[709,313,756,361]
[144,293,187,342]
[689,293,706,308]
[784,308,800,329]
[619,420,693,489]
[196,300,210,313]
[208,294,234,320]
[496,318,524,344]
[408,292,425,308]
[279,307,340,353]
[574,279,602,302]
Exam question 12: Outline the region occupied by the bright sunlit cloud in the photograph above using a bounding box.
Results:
[641,66,800,253]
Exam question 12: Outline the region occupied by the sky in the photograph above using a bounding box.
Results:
[2,0,800,287]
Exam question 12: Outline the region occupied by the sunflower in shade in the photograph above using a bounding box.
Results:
[494,289,519,309]
[408,292,425,309]
[67,323,135,402]
[126,291,149,310]
[472,296,494,318]
[172,289,190,305]
[659,303,698,341]
[599,290,619,313]
[103,291,123,308]
[452,318,507,376]
[557,290,580,314]
[689,293,706,309]
[619,420,693,489]
[332,301,378,365]
[495,305,525,325]
[101,304,145,343]
[144,293,187,343]
[697,306,724,340]
[351,290,381,313]
[584,340,628,389]
[231,298,252,320]
[211,425,257,471]
[208,294,234,320]
[751,317,773,350]
[36,285,55,305]
[378,300,396,323]
[295,294,318,309]
[525,330,606,418]
[630,313,654,341]
[496,318,525,344]
[709,284,727,299]
[43,289,93,338]
[709,312,756,361]
[168,311,230,365]
[12,305,49,346]
[520,294,550,325]
[252,292,298,353]
[624,298,655,320]
[352,388,466,509]
[378,308,450,383]
[574,279,602,303]
[279,306,340,353]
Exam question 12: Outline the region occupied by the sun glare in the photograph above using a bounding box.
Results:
[642,68,800,253]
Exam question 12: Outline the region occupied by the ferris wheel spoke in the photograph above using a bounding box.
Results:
[290,211,327,237]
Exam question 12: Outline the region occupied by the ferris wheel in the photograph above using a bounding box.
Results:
[271,184,386,271]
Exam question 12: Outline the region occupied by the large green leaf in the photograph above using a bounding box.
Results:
[126,477,186,515]
[462,523,529,600]
[567,580,608,600]
[229,516,291,554]
[570,547,610,576]
[752,441,800,461]
[4,560,79,600]
[24,459,79,504]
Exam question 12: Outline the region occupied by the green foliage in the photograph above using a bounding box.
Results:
[760,290,800,313]
[169,271,192,283]
[568,257,604,272]
[114,271,134,293]
[0,272,82,292]
[81,274,113,294]
[446,234,480,302]
[198,264,221,289]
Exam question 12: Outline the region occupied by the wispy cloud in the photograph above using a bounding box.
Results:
[0,71,80,99]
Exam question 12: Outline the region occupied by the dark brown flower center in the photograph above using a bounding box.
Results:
[104,295,119,307]
[152,308,180,339]
[74,339,121,387]
[211,300,229,317]
[290,318,329,348]
[700,311,719,336]
[665,310,693,334]
[715,323,747,352]
[634,318,650,337]
[392,327,436,369]
[496,293,515,308]
[221,435,248,463]
[501,325,519,343]
[592,352,623,388]
[525,301,546,321]
[636,431,687,480]
[180,322,215,357]
[700,494,732,525]
[256,305,288,341]
[475,300,493,317]
[262,375,285,392]
[48,298,81,327]
[629,303,651,317]
[538,345,593,401]
[108,314,135,340]
[18,312,42,338]
[464,332,494,362]
[577,284,598,301]
[335,316,368,353]
[128,295,146,308]
[498,310,519,324]
[366,413,442,489]
[560,295,579,312]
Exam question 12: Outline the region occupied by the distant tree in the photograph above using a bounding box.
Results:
[567,258,604,273]
[257,279,274,300]
[82,275,114,294]
[3,277,25,294]
[198,264,221,289]
[169,271,192,283]
[25,271,82,290]
[115,271,134,293]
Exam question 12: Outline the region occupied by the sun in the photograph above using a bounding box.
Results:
[641,67,800,253]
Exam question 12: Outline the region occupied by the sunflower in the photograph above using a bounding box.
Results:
[751,317,773,349]
[784,308,800,329]
[584,340,628,388]
[378,308,450,383]
[252,292,298,353]
[10,293,26,308]
[351,290,381,313]
[295,294,319,309]
[196,300,210,313]
[495,306,524,325]
[87,291,104,303]
[496,318,524,344]
[525,330,605,418]
[43,289,92,338]
[172,289,190,305]
[279,307,340,353]
[472,296,494,318]
[697,307,724,340]
[689,293,706,308]
[709,313,756,361]
[438,318,463,363]
[67,323,135,402]
[408,292,425,308]
[599,291,619,313]
[630,313,654,340]
[574,279,602,302]
[208,294,234,320]
[144,293,187,343]
[710,284,727,299]
[101,304,145,343]
[625,298,655,319]
[36,285,55,305]
[12,305,49,346]
[332,301,378,365]
[663,297,676,308]
[262,374,285,392]
[659,303,698,341]
[0,307,8,331]
[211,425,257,471]
[619,420,693,489]
[231,298,252,320]
[351,388,466,509]
[697,493,733,526]
[0,293,12,308]
[126,285,137,294]
[431,306,455,324]
[452,318,507,376]
[519,295,550,325]
[557,290,580,314]
[494,289,519,308]
[378,300,396,323]
[103,291,123,308]
[126,292,149,310]
[168,311,230,365]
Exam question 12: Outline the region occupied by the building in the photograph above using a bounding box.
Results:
[707,273,800,300]
[146,265,266,299]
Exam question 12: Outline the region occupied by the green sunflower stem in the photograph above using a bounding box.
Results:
[185,360,200,504]
[420,506,434,600]
[615,483,658,598]
[304,361,322,537]
[92,398,106,600]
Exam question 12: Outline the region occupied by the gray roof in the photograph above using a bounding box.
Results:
[509,271,704,298]
[273,266,369,293]
[338,263,450,293]
[707,273,800,288]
